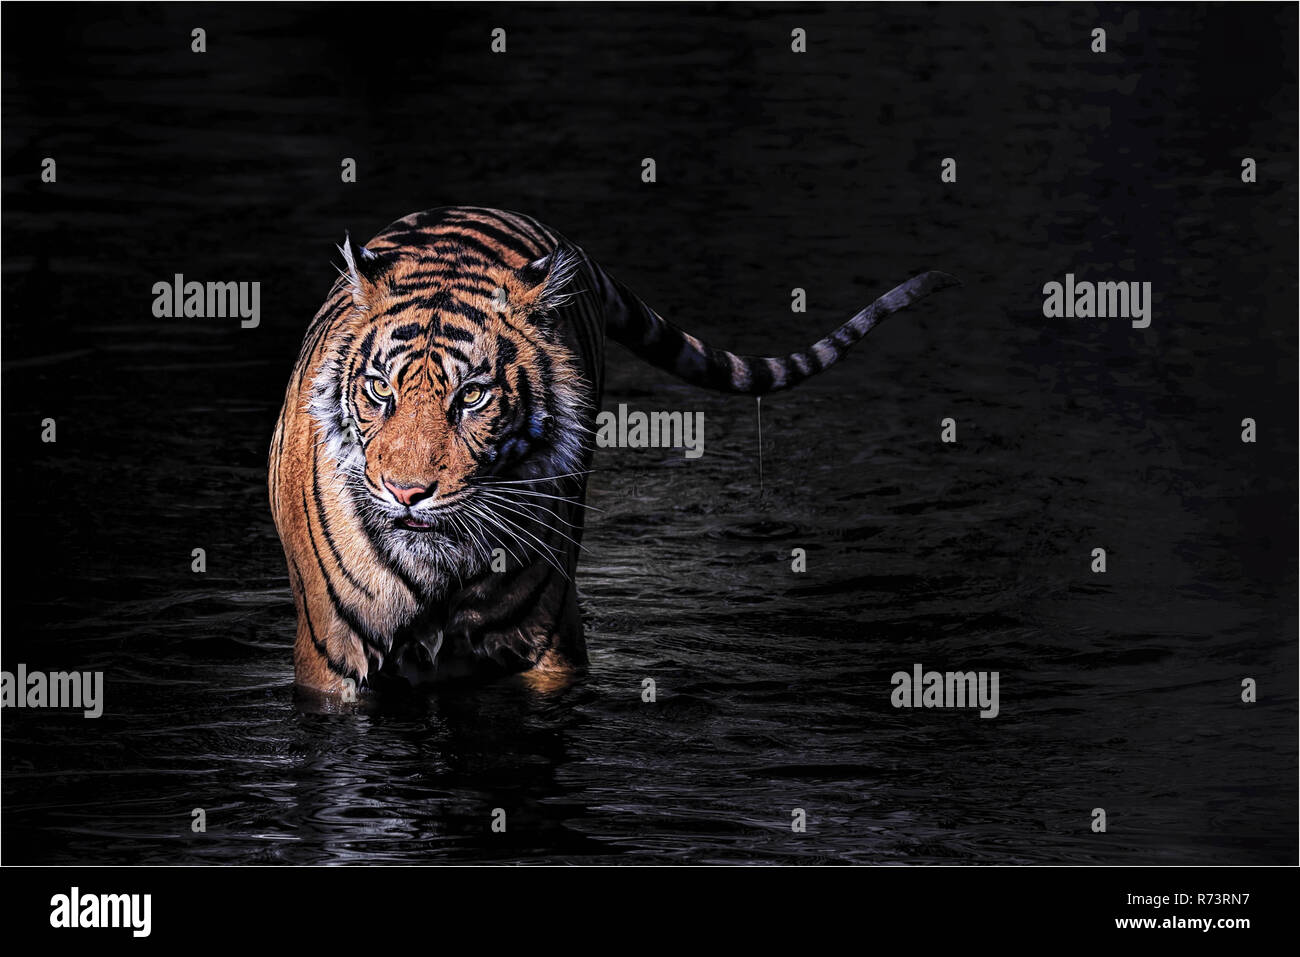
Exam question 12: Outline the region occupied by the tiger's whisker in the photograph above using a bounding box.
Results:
[472,485,603,512]
[466,502,572,583]
[475,490,587,530]
[479,496,590,553]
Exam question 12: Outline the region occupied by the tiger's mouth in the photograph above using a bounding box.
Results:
[376,489,475,534]
[395,516,437,532]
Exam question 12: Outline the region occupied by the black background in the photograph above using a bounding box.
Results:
[2,2,1296,867]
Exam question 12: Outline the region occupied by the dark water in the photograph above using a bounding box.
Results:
[3,3,1295,864]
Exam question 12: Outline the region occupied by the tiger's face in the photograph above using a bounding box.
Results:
[353,316,529,523]
[310,239,589,592]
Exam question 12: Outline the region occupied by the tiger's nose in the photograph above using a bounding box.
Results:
[383,479,436,506]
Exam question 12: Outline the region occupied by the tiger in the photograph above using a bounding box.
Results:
[269,206,956,695]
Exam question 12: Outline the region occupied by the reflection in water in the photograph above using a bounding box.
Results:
[284,682,616,863]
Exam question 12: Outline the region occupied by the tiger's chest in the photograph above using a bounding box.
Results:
[368,555,587,688]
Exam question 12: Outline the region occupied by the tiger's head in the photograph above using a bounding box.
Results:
[308,234,591,593]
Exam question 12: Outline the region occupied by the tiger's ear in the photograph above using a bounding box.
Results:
[336,232,389,308]
[508,245,581,320]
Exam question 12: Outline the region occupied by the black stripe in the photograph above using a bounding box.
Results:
[396,360,418,389]
[377,227,442,248]
[747,356,774,393]
[514,363,535,426]
[441,297,495,327]
[494,334,518,374]
[301,486,391,656]
[356,514,424,600]
[432,341,473,366]
[368,295,436,322]
[393,267,458,284]
[432,230,508,265]
[447,281,503,299]
[287,555,357,681]
[311,453,376,600]
[480,562,556,632]
[447,219,537,260]
[380,343,417,369]
[272,413,287,481]
[405,292,461,318]
[470,208,550,250]
[358,327,378,365]
[439,323,477,344]
[704,347,736,391]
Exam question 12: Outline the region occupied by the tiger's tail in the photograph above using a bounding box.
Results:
[591,263,959,395]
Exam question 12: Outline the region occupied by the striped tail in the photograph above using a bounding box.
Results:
[593,265,959,395]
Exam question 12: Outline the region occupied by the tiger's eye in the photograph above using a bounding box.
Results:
[370,379,393,399]
[462,386,484,406]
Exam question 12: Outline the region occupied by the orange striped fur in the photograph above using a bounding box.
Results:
[270,206,956,693]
